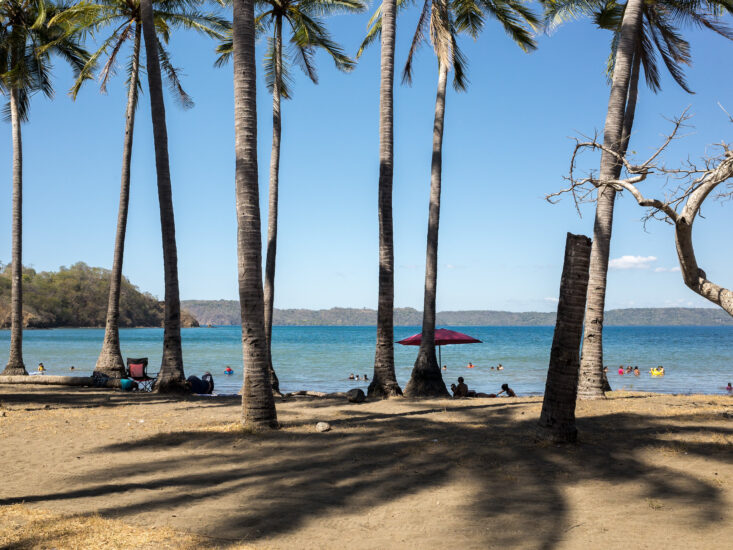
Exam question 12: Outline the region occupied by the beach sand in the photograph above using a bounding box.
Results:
[1,385,732,549]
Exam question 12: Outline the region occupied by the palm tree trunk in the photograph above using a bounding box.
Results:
[619,45,641,156]
[234,0,278,429]
[577,0,644,400]
[140,0,186,392]
[263,16,282,396]
[3,87,27,376]
[404,62,449,398]
[94,24,142,379]
[537,233,592,444]
[369,0,401,399]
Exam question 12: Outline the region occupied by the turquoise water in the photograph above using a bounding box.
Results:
[1,326,732,395]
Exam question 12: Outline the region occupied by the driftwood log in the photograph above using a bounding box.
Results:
[0,376,122,388]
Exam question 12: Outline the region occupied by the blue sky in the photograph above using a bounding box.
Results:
[1,6,732,312]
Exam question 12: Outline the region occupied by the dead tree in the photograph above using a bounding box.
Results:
[548,110,733,315]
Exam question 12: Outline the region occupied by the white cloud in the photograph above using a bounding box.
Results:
[609,255,657,270]
[654,266,681,273]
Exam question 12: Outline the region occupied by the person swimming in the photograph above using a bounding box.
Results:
[224,366,234,375]
[355,374,360,381]
[497,364,504,371]
[633,367,640,376]
[618,366,624,375]
[467,362,475,369]
[363,374,369,381]
[442,365,447,371]
[348,373,355,380]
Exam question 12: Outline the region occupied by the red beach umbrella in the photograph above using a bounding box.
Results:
[397,328,482,366]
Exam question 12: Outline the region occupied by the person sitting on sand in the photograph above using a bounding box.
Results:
[348,373,355,380]
[496,383,516,397]
[634,367,640,376]
[451,377,469,398]
[187,372,214,394]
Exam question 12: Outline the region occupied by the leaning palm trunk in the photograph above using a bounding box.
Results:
[576,0,644,400]
[537,233,592,444]
[140,0,186,392]
[369,0,402,399]
[263,16,283,395]
[3,87,27,376]
[234,0,278,428]
[404,62,449,398]
[94,25,142,379]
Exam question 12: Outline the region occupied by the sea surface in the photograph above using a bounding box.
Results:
[1,326,732,396]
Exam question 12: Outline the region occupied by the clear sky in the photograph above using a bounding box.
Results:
[1,6,732,312]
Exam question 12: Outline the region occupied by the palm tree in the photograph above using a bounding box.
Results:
[544,0,733,399]
[361,0,538,397]
[53,1,228,380]
[139,0,186,392]
[355,0,402,398]
[233,0,278,428]
[0,1,88,376]
[218,0,364,395]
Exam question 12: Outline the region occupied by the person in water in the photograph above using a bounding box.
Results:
[496,383,516,397]
[38,363,45,372]
[69,365,75,371]
[727,382,732,392]
[187,372,214,394]
[618,366,624,375]
[363,374,369,381]
[442,365,447,371]
[348,373,355,380]
[355,374,360,381]
[633,367,640,376]
[497,364,504,371]
[224,366,234,375]
[467,362,475,369]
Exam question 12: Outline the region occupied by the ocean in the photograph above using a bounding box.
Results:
[1,325,732,396]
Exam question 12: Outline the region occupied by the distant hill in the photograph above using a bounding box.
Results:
[181,301,733,327]
[0,262,198,328]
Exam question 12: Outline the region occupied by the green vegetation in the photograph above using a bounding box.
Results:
[181,301,732,327]
[0,262,198,328]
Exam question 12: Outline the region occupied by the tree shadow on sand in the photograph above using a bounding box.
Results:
[2,399,732,549]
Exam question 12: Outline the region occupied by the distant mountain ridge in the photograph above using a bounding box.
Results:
[181,301,733,327]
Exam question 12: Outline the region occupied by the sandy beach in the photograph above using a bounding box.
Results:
[1,385,732,549]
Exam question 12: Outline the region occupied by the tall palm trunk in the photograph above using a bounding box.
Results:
[234,0,278,429]
[404,62,449,398]
[263,16,282,395]
[94,24,142,379]
[369,0,401,399]
[576,0,644,399]
[3,87,27,376]
[140,0,186,392]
